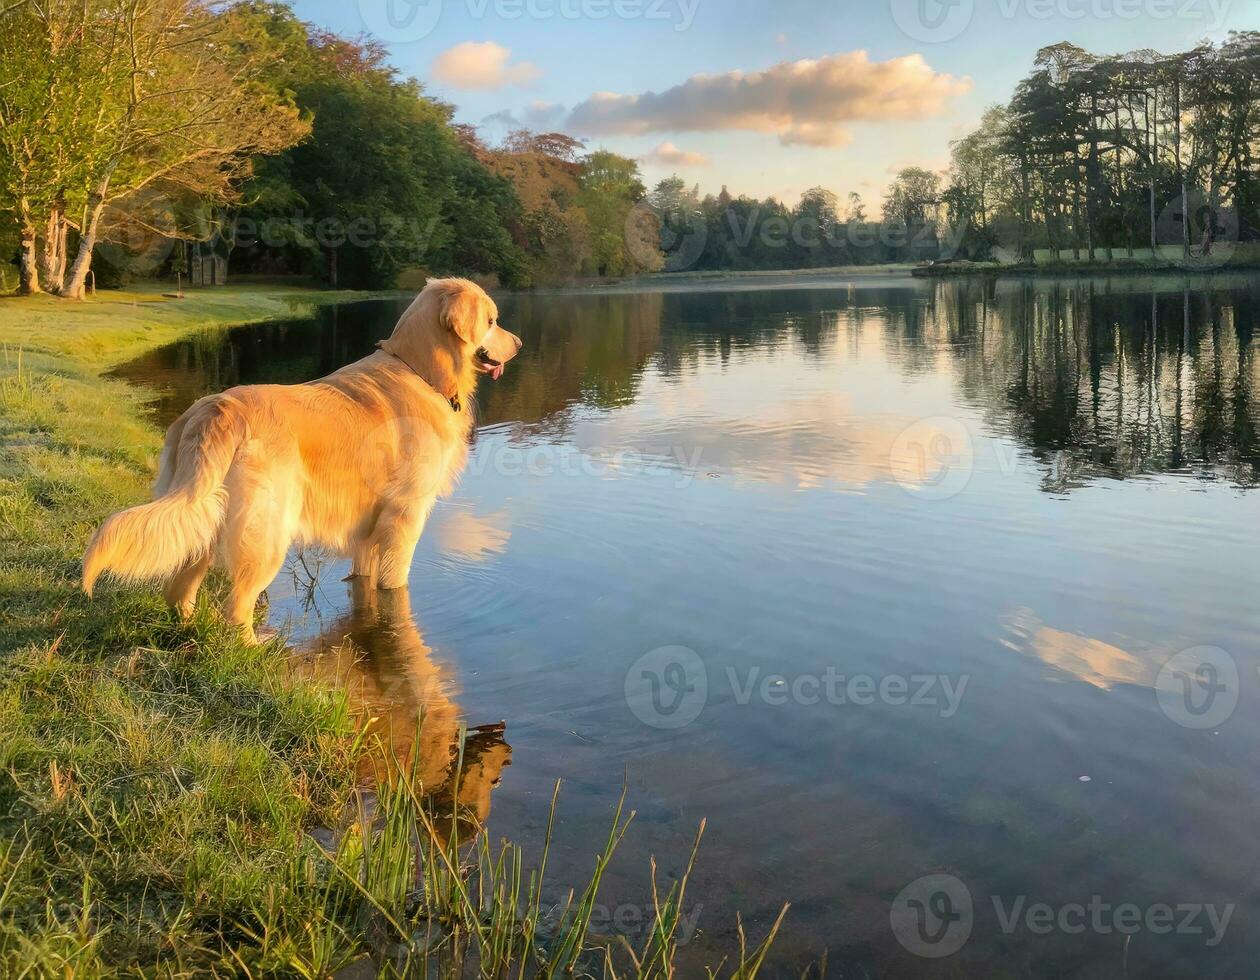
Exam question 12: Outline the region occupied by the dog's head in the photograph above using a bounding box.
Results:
[434,278,522,381]
[381,278,523,401]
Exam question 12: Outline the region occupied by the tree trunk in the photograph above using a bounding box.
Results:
[40,204,67,294]
[1072,164,1084,261]
[1148,87,1158,251]
[1173,76,1189,261]
[17,201,41,295]
[1086,96,1098,262]
[1020,154,1034,263]
[60,179,109,299]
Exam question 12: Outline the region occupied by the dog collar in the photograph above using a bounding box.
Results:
[379,345,461,413]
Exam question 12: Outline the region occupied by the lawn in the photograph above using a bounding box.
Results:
[0,282,782,977]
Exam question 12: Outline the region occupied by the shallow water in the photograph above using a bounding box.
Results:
[116,275,1260,977]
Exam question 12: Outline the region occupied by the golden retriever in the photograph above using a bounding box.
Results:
[301,579,512,827]
[83,278,522,642]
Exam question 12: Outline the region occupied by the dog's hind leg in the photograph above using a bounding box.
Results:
[223,533,288,644]
[153,413,216,617]
[220,470,298,644]
[164,553,211,620]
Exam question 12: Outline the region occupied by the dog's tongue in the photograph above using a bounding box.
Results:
[491,363,504,381]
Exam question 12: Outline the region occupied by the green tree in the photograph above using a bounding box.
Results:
[792,187,841,267]
[579,150,660,276]
[883,167,941,226]
[39,0,306,297]
[234,9,528,288]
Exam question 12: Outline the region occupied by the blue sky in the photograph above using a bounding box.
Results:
[292,0,1257,206]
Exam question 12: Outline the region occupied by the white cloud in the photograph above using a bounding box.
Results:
[641,141,710,167]
[431,42,542,90]
[1002,609,1147,691]
[565,51,970,148]
[432,507,511,561]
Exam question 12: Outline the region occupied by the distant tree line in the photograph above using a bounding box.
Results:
[644,176,952,273]
[0,0,661,295]
[941,37,1260,262]
[10,6,1254,293]
[642,35,1260,272]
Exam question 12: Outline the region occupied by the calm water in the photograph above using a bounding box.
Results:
[116,276,1260,977]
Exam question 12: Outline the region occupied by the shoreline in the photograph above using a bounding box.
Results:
[912,262,1260,280]
[0,283,407,972]
[0,282,782,974]
[526,260,1260,294]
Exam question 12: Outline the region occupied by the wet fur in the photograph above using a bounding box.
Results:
[82,279,521,642]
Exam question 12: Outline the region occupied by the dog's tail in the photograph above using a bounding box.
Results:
[83,396,246,597]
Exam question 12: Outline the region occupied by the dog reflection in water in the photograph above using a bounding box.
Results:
[298,579,511,829]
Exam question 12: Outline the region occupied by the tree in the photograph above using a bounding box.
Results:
[234,10,528,288]
[944,106,1009,257]
[0,0,104,293]
[883,167,941,226]
[20,0,310,298]
[792,187,840,266]
[579,150,659,276]
[532,132,585,161]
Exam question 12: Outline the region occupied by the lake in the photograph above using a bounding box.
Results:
[115,274,1260,977]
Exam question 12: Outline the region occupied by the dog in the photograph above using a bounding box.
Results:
[300,579,512,828]
[83,278,522,642]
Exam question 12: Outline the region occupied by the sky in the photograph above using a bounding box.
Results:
[290,0,1259,207]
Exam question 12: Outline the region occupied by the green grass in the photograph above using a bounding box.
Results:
[0,282,787,976]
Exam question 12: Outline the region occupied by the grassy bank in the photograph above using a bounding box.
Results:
[0,284,783,976]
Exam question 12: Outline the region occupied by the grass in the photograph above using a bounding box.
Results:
[0,281,787,976]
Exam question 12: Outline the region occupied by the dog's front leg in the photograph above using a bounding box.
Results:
[374,501,433,590]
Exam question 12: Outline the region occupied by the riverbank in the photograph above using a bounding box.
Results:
[0,283,777,974]
[912,245,1260,279]
[0,283,392,973]
[567,263,918,293]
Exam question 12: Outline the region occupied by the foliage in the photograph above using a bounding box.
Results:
[632,34,1260,273]
[639,177,938,272]
[580,150,661,277]
[231,8,531,289]
[942,34,1260,263]
[0,0,309,296]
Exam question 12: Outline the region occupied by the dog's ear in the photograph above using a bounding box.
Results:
[439,282,484,346]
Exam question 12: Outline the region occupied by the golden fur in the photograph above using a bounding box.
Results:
[82,278,522,642]
[301,580,511,826]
